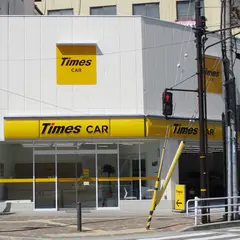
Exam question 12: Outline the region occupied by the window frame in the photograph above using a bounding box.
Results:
[176,0,204,21]
[47,8,74,15]
[89,5,117,15]
[132,2,160,19]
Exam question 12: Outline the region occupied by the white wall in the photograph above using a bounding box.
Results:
[142,17,232,121]
[0,16,144,140]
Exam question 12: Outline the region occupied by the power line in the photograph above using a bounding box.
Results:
[170,73,197,89]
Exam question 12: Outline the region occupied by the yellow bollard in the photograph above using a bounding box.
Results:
[155,141,185,206]
[146,147,166,230]
[146,126,171,230]
[146,140,185,230]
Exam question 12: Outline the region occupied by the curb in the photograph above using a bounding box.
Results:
[181,220,240,232]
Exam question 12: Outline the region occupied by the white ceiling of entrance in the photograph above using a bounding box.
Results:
[183,140,231,153]
[21,142,142,148]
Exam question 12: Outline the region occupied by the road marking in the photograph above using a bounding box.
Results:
[227,228,240,232]
[138,232,216,240]
[187,233,239,240]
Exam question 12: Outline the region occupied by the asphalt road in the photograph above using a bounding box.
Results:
[82,227,240,240]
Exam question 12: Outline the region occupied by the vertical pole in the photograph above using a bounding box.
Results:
[138,140,142,201]
[227,126,232,221]
[194,197,199,226]
[77,202,82,231]
[225,0,238,220]
[221,0,233,222]
[202,38,210,223]
[195,0,208,224]
[222,112,228,221]
[32,141,35,210]
[55,143,58,210]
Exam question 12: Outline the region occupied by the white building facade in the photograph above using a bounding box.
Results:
[0,15,236,212]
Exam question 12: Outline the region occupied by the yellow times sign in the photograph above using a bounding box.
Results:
[56,44,97,85]
[39,119,109,138]
[175,184,186,211]
[204,55,223,94]
[4,118,145,139]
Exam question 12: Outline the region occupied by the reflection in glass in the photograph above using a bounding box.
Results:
[97,154,118,207]
[57,154,96,209]
[34,155,56,209]
[140,140,161,200]
[119,143,140,200]
[76,154,96,209]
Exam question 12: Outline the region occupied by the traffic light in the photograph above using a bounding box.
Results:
[162,91,173,117]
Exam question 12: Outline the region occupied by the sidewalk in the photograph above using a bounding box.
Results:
[0,210,194,239]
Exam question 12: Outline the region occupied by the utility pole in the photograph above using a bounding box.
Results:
[195,0,208,224]
[225,0,239,220]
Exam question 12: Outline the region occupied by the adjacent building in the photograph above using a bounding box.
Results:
[0,0,42,15]
[35,0,220,30]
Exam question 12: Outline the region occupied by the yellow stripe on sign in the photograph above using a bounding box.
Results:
[0,176,158,183]
[110,118,145,137]
[4,120,39,139]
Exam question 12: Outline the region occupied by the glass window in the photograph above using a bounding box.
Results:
[133,3,160,19]
[176,0,204,21]
[140,140,161,200]
[90,6,116,15]
[48,8,74,15]
[119,142,140,200]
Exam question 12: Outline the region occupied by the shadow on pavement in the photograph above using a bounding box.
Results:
[155,223,190,230]
[0,224,67,233]
[0,212,15,216]
[84,217,136,224]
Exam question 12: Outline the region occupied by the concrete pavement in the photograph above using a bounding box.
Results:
[0,210,194,239]
[0,209,229,239]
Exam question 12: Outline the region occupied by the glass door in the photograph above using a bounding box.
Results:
[76,154,96,209]
[34,154,57,210]
[97,153,119,208]
[57,154,96,209]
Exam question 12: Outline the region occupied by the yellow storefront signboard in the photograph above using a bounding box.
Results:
[175,184,186,211]
[4,120,39,139]
[205,55,223,94]
[56,44,97,85]
[146,118,222,141]
[110,118,145,137]
[5,117,234,141]
[4,118,145,139]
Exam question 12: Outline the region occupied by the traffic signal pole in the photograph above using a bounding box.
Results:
[225,0,239,220]
[195,0,208,224]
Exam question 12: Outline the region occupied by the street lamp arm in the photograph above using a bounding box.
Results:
[204,31,240,54]
[205,25,240,35]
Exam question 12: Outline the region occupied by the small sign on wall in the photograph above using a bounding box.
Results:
[56,44,97,85]
[83,168,89,177]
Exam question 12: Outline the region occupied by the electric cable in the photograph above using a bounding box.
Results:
[0,87,81,114]
[170,73,197,89]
